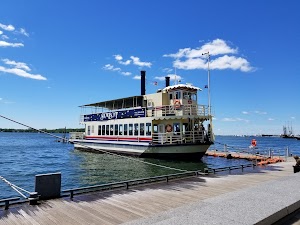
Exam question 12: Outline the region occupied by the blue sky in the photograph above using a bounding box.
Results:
[0,0,299,135]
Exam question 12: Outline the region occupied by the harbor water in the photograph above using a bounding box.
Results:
[0,132,299,199]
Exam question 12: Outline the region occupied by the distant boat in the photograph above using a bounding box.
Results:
[280,123,295,138]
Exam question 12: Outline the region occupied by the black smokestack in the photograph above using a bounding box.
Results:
[141,70,146,95]
[165,76,170,87]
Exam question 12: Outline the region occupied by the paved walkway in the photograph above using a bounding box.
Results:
[0,159,299,225]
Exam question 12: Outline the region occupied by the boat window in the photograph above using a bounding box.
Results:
[110,125,114,135]
[140,123,144,136]
[183,123,188,134]
[153,124,158,133]
[124,124,128,135]
[87,126,91,135]
[129,124,133,136]
[98,125,101,135]
[119,124,123,135]
[146,123,151,136]
[106,125,109,135]
[102,125,105,136]
[169,93,173,100]
[134,123,139,136]
[175,91,181,99]
[173,123,180,134]
[91,125,94,134]
[191,93,197,101]
[115,124,118,136]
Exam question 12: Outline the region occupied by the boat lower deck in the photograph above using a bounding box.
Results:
[0,159,298,224]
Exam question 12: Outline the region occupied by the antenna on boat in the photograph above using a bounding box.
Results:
[202,51,211,117]
[174,67,177,85]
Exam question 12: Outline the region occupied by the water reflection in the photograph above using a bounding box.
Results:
[71,150,207,187]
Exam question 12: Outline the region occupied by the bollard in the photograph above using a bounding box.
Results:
[293,166,300,173]
[28,192,39,205]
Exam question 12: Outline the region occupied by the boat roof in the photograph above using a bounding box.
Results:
[80,95,143,110]
[162,84,201,92]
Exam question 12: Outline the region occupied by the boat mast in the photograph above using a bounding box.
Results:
[202,51,211,117]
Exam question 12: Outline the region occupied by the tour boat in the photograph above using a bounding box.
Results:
[69,71,214,159]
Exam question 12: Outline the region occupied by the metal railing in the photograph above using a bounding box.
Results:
[69,132,85,140]
[0,197,21,210]
[152,131,208,145]
[0,164,256,206]
[207,164,255,174]
[149,104,209,117]
[61,170,204,199]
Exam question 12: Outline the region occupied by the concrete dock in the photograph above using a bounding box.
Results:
[1,159,300,224]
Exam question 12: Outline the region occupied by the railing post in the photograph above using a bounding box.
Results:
[166,176,169,183]
[70,190,74,200]
[126,182,129,190]
[4,200,9,210]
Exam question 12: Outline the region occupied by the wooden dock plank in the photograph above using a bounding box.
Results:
[0,161,295,225]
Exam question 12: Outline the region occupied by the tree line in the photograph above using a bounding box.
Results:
[0,128,84,133]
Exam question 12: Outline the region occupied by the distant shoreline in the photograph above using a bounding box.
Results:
[0,128,84,133]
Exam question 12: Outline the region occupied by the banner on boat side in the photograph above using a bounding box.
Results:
[84,108,146,122]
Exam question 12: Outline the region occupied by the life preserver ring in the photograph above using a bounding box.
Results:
[165,124,173,132]
[251,139,257,147]
[173,100,181,109]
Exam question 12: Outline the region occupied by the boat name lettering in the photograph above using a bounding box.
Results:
[99,112,119,120]
[84,108,145,122]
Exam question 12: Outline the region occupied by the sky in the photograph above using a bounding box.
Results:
[0,0,300,135]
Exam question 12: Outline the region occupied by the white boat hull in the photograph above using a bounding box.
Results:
[71,139,211,159]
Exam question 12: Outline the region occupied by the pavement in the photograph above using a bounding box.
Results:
[124,161,300,225]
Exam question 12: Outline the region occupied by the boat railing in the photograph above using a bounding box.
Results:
[69,132,85,140]
[152,130,210,145]
[148,104,209,117]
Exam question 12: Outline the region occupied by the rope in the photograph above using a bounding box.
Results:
[0,114,188,173]
[0,176,29,198]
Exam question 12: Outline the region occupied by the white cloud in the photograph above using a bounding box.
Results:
[222,117,249,123]
[0,31,2,35]
[155,74,182,81]
[114,54,131,65]
[164,39,254,72]
[133,75,141,80]
[268,118,275,121]
[210,55,253,72]
[1,35,9,40]
[0,59,46,80]
[0,66,46,80]
[2,59,31,71]
[121,71,131,76]
[102,64,121,71]
[0,40,24,47]
[242,111,249,114]
[0,23,15,31]
[254,111,267,115]
[130,56,152,67]
[19,28,29,37]
[163,68,173,73]
[0,98,2,101]
[291,117,295,119]
[114,54,123,61]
